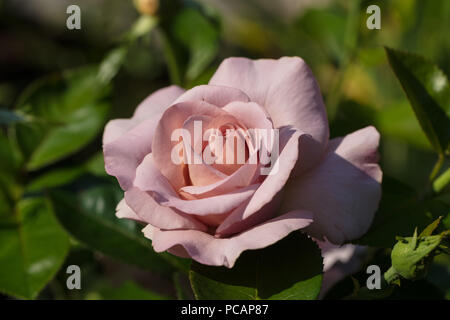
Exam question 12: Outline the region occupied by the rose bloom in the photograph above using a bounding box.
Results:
[103,57,382,268]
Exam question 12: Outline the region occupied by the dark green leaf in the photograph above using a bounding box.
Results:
[173,272,194,300]
[0,197,70,299]
[11,67,111,170]
[385,47,450,155]
[190,232,323,300]
[49,186,173,274]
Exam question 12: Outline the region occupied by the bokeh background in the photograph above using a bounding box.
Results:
[0,0,449,300]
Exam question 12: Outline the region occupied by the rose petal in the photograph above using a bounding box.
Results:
[180,160,259,199]
[104,117,159,190]
[209,57,329,173]
[145,210,313,267]
[133,85,185,119]
[103,85,184,146]
[173,84,250,107]
[115,198,143,222]
[222,101,273,132]
[216,126,303,233]
[134,153,259,216]
[152,101,229,190]
[103,85,184,190]
[124,187,207,231]
[281,126,382,244]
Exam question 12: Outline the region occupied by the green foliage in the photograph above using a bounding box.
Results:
[49,186,173,274]
[172,8,219,83]
[189,232,323,300]
[385,47,450,155]
[11,67,111,171]
[0,197,70,299]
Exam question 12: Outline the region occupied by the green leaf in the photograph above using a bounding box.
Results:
[419,216,443,238]
[376,100,431,151]
[48,186,173,274]
[172,8,219,83]
[0,131,22,173]
[173,272,194,300]
[0,197,70,299]
[189,232,323,300]
[26,167,84,192]
[385,47,450,155]
[11,67,111,170]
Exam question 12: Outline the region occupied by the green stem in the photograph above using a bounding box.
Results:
[429,154,444,182]
[433,167,450,194]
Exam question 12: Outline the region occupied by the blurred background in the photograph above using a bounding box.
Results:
[0,0,449,300]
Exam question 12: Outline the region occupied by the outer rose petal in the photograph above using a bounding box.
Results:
[124,187,208,231]
[103,85,184,190]
[115,198,143,222]
[317,240,368,298]
[103,85,184,145]
[209,57,329,174]
[281,126,382,244]
[173,84,250,107]
[143,210,313,268]
[133,85,185,119]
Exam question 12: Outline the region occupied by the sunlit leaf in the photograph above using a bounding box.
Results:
[0,197,70,299]
[385,47,450,155]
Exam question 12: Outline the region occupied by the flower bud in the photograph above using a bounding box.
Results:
[133,0,159,16]
[391,227,447,281]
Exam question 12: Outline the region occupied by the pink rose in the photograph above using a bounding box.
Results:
[103,57,382,268]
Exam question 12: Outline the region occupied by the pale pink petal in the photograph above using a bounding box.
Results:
[180,160,259,199]
[181,114,229,186]
[281,126,382,244]
[103,119,137,145]
[103,85,184,146]
[133,154,259,216]
[115,198,143,222]
[217,126,303,231]
[103,85,184,190]
[317,240,368,298]
[152,101,229,190]
[222,101,273,132]
[146,210,313,268]
[104,117,158,190]
[215,191,282,237]
[133,85,185,119]
[124,187,207,231]
[209,57,329,173]
[173,84,250,107]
